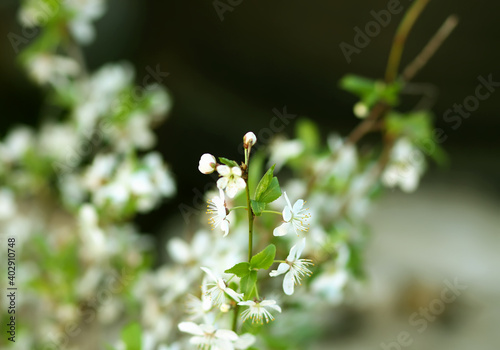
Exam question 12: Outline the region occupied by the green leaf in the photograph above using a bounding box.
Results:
[251,200,266,216]
[386,111,433,141]
[257,177,282,204]
[225,262,251,277]
[254,165,275,200]
[219,157,239,167]
[241,271,257,299]
[296,118,320,151]
[250,244,276,270]
[254,165,282,204]
[121,322,142,350]
[339,74,376,97]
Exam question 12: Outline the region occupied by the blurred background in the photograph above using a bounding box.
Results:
[1,0,499,348]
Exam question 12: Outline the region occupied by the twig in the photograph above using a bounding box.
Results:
[402,15,459,82]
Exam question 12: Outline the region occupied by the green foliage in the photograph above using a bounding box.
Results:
[250,199,267,216]
[340,74,401,109]
[225,262,251,277]
[241,271,258,299]
[250,244,276,270]
[218,157,239,167]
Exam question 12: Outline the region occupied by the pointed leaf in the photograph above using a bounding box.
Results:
[219,157,239,167]
[257,177,281,204]
[225,262,251,278]
[240,271,257,299]
[251,200,266,216]
[250,244,276,270]
[254,165,275,201]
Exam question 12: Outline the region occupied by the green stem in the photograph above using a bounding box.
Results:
[246,183,254,262]
[385,0,430,83]
[261,210,283,215]
[232,304,239,332]
[229,206,248,212]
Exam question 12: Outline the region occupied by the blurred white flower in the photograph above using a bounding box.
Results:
[268,138,304,171]
[65,0,106,45]
[84,153,118,190]
[216,165,246,198]
[273,192,311,236]
[234,333,256,350]
[38,123,80,161]
[178,322,238,350]
[382,137,425,193]
[198,153,217,174]
[270,238,313,295]
[0,126,34,163]
[0,188,16,220]
[200,267,243,307]
[27,54,80,85]
[207,188,230,237]
[238,299,282,324]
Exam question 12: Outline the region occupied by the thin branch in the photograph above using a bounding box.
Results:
[402,15,459,82]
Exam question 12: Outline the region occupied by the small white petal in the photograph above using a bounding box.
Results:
[200,267,217,282]
[295,238,307,259]
[283,271,295,295]
[217,165,230,176]
[273,222,291,236]
[220,221,229,237]
[232,166,242,177]
[215,329,239,341]
[178,322,204,336]
[292,199,304,214]
[217,177,229,190]
[270,263,290,277]
[224,287,243,302]
[282,206,292,222]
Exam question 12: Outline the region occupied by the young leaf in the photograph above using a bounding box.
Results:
[251,200,266,216]
[254,165,282,204]
[254,165,275,201]
[225,262,251,278]
[250,244,276,270]
[256,177,281,204]
[240,271,257,299]
[219,157,239,167]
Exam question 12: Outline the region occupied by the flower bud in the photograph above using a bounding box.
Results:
[243,132,257,148]
[353,102,369,119]
[198,153,216,174]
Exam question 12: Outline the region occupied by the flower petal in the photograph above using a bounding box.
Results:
[295,238,306,259]
[200,267,217,282]
[224,287,243,302]
[215,329,239,341]
[178,322,204,336]
[217,177,229,190]
[283,271,295,295]
[273,222,291,236]
[282,206,292,222]
[217,165,230,176]
[220,220,229,237]
[232,166,242,177]
[283,191,292,209]
[292,199,304,214]
[269,263,290,277]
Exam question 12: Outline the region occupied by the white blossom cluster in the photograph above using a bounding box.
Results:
[1,1,436,349]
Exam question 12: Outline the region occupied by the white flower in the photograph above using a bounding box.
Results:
[270,238,313,295]
[201,267,243,307]
[238,299,282,324]
[268,138,304,171]
[27,54,80,85]
[0,188,16,220]
[382,137,425,193]
[198,153,217,174]
[273,192,311,236]
[207,189,230,237]
[216,165,246,198]
[234,333,256,349]
[243,132,257,148]
[65,0,106,45]
[178,322,238,350]
[0,126,34,163]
